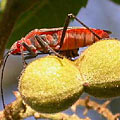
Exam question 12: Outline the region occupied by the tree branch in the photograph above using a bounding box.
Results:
[0,91,119,120]
[71,96,120,120]
[0,91,91,120]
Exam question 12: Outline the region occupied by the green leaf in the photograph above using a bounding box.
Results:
[111,0,120,4]
[0,0,7,20]
[0,0,7,11]
[8,0,88,48]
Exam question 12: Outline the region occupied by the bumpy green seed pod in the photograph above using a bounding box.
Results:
[19,55,83,113]
[75,39,120,98]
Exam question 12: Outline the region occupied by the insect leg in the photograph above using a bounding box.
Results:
[35,35,48,54]
[35,35,63,59]
[20,46,28,68]
[22,42,37,60]
[59,14,71,49]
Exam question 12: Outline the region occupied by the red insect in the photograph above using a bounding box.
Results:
[1,13,111,109]
[11,27,110,57]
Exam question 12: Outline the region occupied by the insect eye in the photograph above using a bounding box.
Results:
[17,42,21,48]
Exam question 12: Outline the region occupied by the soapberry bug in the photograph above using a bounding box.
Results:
[0,13,111,109]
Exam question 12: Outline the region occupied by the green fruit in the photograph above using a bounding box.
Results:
[75,39,120,98]
[19,55,83,113]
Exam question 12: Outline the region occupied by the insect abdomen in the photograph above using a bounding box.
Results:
[58,28,110,50]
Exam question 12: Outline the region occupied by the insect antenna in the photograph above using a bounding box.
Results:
[1,50,12,109]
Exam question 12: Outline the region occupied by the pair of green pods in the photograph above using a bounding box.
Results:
[19,39,120,113]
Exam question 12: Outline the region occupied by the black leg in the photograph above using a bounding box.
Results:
[20,46,28,68]
[59,15,71,49]
[59,13,102,49]
[24,55,37,60]
[35,35,63,59]
[22,42,37,57]
[34,36,48,53]
[21,42,38,67]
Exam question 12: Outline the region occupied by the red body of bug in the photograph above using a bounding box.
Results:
[10,27,110,55]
